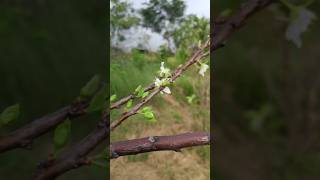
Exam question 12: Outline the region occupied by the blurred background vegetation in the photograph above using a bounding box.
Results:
[110,0,210,179]
[213,0,320,179]
[0,0,107,179]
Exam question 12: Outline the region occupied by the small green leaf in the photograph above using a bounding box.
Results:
[110,94,117,102]
[136,88,144,98]
[140,106,152,113]
[134,85,142,94]
[80,75,101,98]
[87,85,108,113]
[141,92,149,98]
[186,94,196,104]
[0,104,20,125]
[126,99,133,108]
[143,111,154,119]
[139,106,157,122]
[53,119,71,151]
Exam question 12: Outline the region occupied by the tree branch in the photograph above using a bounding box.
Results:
[0,100,88,153]
[211,0,274,52]
[110,83,155,110]
[110,132,210,159]
[31,122,109,180]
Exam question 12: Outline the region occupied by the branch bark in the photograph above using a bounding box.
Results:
[110,132,210,159]
[31,122,109,180]
[0,100,88,153]
[110,83,155,110]
[211,0,274,52]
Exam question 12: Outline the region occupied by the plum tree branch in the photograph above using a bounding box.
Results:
[0,100,89,153]
[211,0,274,52]
[110,132,210,159]
[110,83,155,110]
[31,123,108,180]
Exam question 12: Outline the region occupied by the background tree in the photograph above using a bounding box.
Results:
[110,0,140,44]
[140,0,186,51]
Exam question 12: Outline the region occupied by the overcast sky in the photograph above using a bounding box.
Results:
[117,0,210,51]
[132,0,210,18]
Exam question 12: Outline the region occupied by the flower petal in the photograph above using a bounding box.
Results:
[162,87,171,94]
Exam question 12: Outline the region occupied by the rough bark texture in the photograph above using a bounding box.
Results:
[0,100,88,153]
[110,132,210,159]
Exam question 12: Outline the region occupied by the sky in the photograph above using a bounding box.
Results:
[132,0,210,18]
[116,0,210,52]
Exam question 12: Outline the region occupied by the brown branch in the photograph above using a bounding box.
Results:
[110,132,210,159]
[31,122,108,180]
[0,100,88,153]
[110,83,155,110]
[211,0,274,52]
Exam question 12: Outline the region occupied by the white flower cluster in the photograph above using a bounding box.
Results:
[155,62,171,95]
[198,63,209,77]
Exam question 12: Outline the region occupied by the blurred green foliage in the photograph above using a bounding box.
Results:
[0,0,107,179]
[214,1,320,179]
[110,0,140,42]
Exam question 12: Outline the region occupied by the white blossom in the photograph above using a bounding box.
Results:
[162,87,171,94]
[199,63,209,77]
[159,62,171,78]
[155,78,162,87]
[154,77,171,95]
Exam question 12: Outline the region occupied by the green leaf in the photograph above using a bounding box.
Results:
[53,119,71,151]
[141,92,149,98]
[87,86,108,113]
[143,111,154,119]
[140,106,152,113]
[139,106,157,122]
[134,85,142,94]
[186,94,196,104]
[80,75,101,98]
[136,88,144,98]
[110,94,117,102]
[0,104,20,125]
[126,99,133,108]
